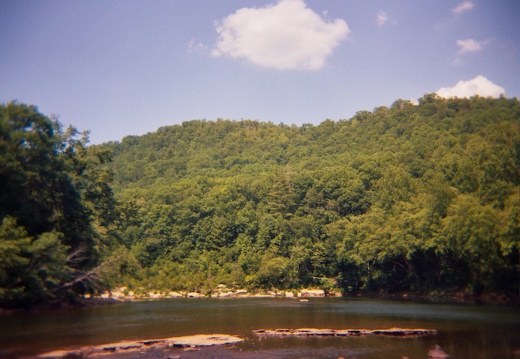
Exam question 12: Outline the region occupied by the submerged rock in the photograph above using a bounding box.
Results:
[38,334,243,358]
[253,327,437,338]
[169,334,244,347]
[428,344,450,358]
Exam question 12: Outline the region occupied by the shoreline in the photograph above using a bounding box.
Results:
[92,287,337,301]
[2,289,518,315]
[92,286,520,306]
[354,291,520,306]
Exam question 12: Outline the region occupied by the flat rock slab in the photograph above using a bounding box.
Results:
[253,327,437,337]
[168,334,244,347]
[38,334,243,358]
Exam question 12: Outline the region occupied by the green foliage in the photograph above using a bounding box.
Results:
[103,95,519,296]
[0,216,70,306]
[0,102,116,307]
[3,96,519,304]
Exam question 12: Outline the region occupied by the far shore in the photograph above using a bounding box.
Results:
[86,286,519,307]
[92,286,337,301]
[1,288,517,314]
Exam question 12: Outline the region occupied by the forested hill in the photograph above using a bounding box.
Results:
[100,94,519,296]
[1,96,519,309]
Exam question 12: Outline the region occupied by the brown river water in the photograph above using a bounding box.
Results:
[0,297,519,358]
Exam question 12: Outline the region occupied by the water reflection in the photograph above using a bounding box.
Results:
[0,297,518,358]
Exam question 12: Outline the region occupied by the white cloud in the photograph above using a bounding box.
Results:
[456,38,490,55]
[452,1,474,15]
[437,76,505,98]
[188,39,208,54]
[376,10,388,27]
[211,0,350,70]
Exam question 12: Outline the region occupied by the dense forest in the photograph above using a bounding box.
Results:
[1,95,519,307]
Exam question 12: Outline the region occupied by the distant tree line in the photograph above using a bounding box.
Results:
[1,95,519,307]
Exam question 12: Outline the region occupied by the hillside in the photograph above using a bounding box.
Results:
[2,95,519,308]
[99,94,519,296]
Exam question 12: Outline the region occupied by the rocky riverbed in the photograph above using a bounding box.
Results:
[94,286,333,301]
[37,334,244,358]
[36,328,440,358]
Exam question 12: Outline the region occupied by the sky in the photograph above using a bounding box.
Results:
[1,0,519,144]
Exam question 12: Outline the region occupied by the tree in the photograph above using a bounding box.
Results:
[0,216,70,307]
[0,102,115,307]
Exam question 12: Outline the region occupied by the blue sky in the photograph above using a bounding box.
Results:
[1,0,519,144]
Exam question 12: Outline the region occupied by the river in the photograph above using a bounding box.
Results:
[0,297,519,358]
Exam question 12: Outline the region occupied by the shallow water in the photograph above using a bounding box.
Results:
[0,297,519,358]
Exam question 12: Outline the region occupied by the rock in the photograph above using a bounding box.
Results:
[118,343,142,350]
[143,340,162,346]
[372,328,437,336]
[38,334,243,358]
[428,344,450,358]
[167,334,244,347]
[148,292,162,299]
[301,289,325,297]
[38,349,83,358]
[253,328,437,338]
[187,292,202,298]
[218,291,234,297]
[111,291,125,299]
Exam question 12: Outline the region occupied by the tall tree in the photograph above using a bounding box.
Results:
[0,102,115,307]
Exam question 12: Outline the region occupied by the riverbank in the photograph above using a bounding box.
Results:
[0,296,123,315]
[91,286,520,306]
[92,286,337,301]
[0,287,335,314]
[354,291,520,306]
[2,288,517,315]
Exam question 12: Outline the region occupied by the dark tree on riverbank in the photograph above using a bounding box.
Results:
[0,102,116,308]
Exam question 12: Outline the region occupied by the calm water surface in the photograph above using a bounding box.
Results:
[0,297,519,358]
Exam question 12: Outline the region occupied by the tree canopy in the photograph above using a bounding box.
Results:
[0,102,115,307]
[1,95,519,307]
[99,95,519,296]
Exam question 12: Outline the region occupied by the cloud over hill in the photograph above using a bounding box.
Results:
[437,76,505,98]
[212,0,350,70]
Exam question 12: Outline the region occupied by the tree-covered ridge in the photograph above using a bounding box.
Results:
[1,96,519,308]
[101,95,519,296]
